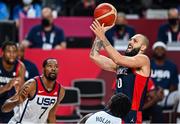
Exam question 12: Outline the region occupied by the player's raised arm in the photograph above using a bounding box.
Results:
[90,37,117,72]
[1,80,36,113]
[47,86,65,123]
[90,20,150,69]
[15,61,26,92]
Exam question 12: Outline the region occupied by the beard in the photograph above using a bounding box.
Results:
[4,58,16,65]
[125,47,141,57]
[44,73,57,81]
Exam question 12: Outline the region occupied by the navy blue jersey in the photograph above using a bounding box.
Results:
[23,59,39,81]
[151,59,179,89]
[116,66,150,123]
[0,57,21,123]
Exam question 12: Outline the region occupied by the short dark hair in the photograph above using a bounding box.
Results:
[109,93,131,118]
[1,41,17,51]
[42,58,57,68]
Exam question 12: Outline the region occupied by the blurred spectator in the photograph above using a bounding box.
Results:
[106,12,136,46]
[157,8,180,44]
[42,0,64,16]
[13,0,41,26]
[142,79,164,123]
[151,41,179,107]
[21,7,66,50]
[17,43,39,81]
[70,0,95,16]
[0,0,9,20]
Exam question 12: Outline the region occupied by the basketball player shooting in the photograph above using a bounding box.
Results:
[2,58,65,123]
[90,19,151,123]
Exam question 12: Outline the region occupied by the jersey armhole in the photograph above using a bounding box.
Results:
[29,78,38,101]
[57,83,61,98]
[15,60,21,76]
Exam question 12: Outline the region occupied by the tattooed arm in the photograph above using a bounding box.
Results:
[89,37,117,72]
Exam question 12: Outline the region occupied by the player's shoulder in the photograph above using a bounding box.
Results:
[25,78,36,86]
[136,54,150,62]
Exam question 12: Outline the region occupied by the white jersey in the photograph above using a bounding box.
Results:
[9,76,61,124]
[85,111,122,124]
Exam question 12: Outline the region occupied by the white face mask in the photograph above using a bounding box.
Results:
[23,0,32,5]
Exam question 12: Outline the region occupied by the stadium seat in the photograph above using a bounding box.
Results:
[72,78,105,115]
[56,87,82,123]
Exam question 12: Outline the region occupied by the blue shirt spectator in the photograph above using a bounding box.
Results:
[157,8,180,44]
[13,0,41,20]
[106,12,136,46]
[151,42,179,90]
[25,25,65,49]
[151,59,179,89]
[22,7,66,50]
[0,1,9,20]
[23,59,39,81]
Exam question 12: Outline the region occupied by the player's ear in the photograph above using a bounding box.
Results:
[140,44,147,52]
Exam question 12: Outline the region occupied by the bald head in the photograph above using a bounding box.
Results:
[168,8,179,19]
[134,34,149,48]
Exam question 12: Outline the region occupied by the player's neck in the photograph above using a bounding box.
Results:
[42,76,55,91]
[2,59,14,72]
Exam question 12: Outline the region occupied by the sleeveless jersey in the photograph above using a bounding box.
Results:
[0,57,21,122]
[116,66,150,123]
[9,76,61,124]
[85,111,122,124]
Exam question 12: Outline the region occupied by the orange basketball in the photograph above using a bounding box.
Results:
[94,3,117,27]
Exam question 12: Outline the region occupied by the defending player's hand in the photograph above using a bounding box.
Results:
[7,78,20,91]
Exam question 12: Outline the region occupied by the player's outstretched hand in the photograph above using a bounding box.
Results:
[90,20,108,42]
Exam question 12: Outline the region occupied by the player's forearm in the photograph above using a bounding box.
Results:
[1,98,19,112]
[47,114,56,123]
[101,38,124,65]
[0,83,12,94]
[90,38,102,58]
[0,86,8,94]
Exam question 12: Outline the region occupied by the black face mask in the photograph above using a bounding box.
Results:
[168,18,179,26]
[41,18,51,27]
[116,24,125,31]
[125,47,140,57]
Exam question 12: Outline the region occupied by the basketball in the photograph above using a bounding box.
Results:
[94,3,117,27]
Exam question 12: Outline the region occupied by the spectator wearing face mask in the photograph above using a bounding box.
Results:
[105,12,136,46]
[157,8,180,44]
[21,7,66,50]
[151,41,179,107]
[13,0,41,19]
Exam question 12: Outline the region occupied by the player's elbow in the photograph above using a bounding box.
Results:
[89,53,96,61]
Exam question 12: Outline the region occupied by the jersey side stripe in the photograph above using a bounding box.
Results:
[18,100,29,123]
